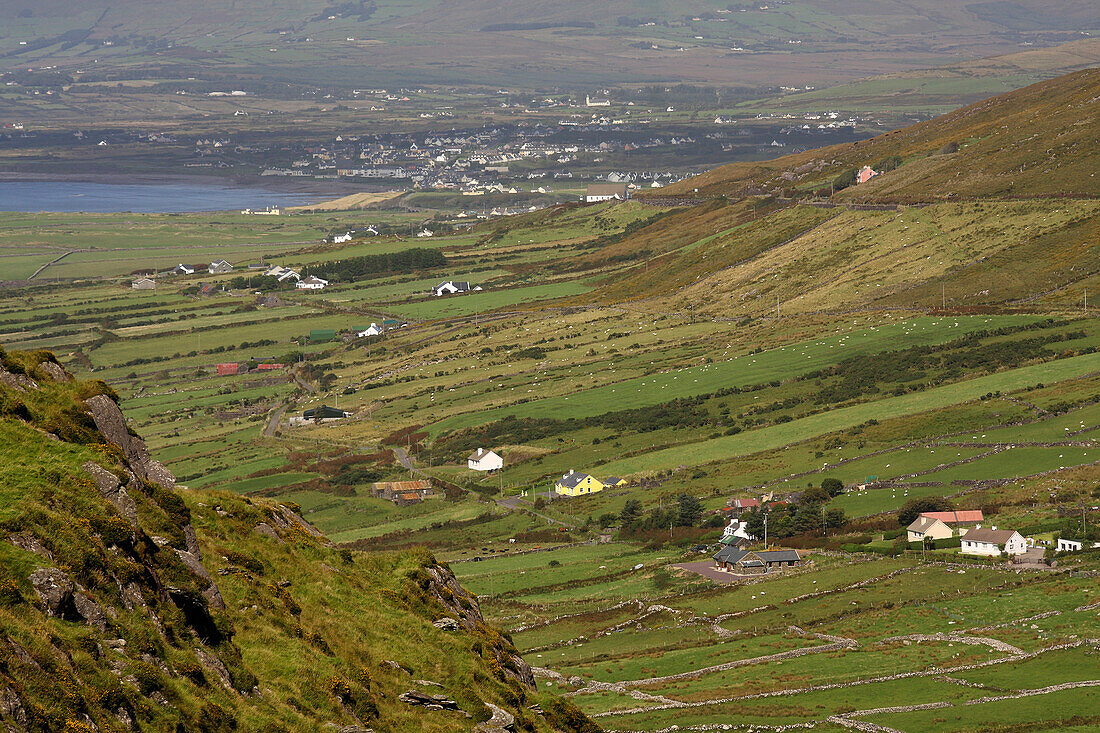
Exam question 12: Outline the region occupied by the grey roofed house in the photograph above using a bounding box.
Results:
[585,182,629,202]
[172,263,195,276]
[555,472,587,490]
[207,260,234,274]
[961,527,1017,545]
[713,546,801,573]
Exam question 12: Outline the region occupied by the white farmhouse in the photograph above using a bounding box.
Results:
[296,276,328,290]
[1056,537,1100,552]
[960,528,1027,557]
[467,448,503,472]
[357,323,383,338]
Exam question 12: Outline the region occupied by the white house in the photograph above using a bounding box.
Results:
[416,228,434,238]
[172,263,195,276]
[357,323,383,338]
[960,528,1027,557]
[722,518,754,542]
[1056,537,1100,552]
[208,260,234,274]
[585,183,629,202]
[468,448,503,472]
[131,278,156,290]
[276,269,301,282]
[296,276,328,290]
[432,281,481,296]
[333,232,354,244]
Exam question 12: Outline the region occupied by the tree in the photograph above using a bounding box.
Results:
[821,478,844,497]
[832,167,857,191]
[800,486,830,506]
[676,493,703,527]
[620,499,642,526]
[896,497,953,526]
[824,507,846,530]
[703,513,726,528]
[743,509,766,539]
[597,512,617,529]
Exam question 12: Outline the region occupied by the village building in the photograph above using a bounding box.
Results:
[1056,537,1100,552]
[296,275,328,290]
[907,511,984,543]
[723,498,760,517]
[856,165,878,184]
[302,405,347,420]
[370,480,435,505]
[357,323,383,338]
[554,470,606,496]
[585,182,629,202]
[468,448,503,472]
[960,527,1028,557]
[432,281,481,296]
[722,518,755,544]
[131,278,156,290]
[172,263,195,276]
[713,547,801,574]
[603,476,627,487]
[207,260,234,274]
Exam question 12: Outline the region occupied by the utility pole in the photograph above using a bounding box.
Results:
[763,514,768,549]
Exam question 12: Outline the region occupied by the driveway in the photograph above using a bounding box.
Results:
[674,559,742,584]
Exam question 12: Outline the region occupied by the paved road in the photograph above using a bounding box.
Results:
[263,404,288,437]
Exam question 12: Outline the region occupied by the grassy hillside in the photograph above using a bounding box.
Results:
[0,347,598,732]
[0,0,1096,88]
[652,68,1100,201]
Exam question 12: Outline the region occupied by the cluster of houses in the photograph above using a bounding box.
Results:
[552,470,628,497]
[904,510,1034,557]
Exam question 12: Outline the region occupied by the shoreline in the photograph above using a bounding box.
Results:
[0,171,390,196]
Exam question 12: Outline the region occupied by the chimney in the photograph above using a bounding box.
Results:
[567,469,574,476]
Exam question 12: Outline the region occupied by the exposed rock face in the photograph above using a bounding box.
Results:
[422,563,535,689]
[254,522,284,543]
[477,702,516,732]
[175,549,226,610]
[35,360,72,383]
[83,461,139,525]
[84,395,175,489]
[268,504,327,541]
[28,568,108,631]
[0,368,36,392]
[399,690,460,710]
[433,616,460,630]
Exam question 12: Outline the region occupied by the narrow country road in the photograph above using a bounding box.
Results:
[263,404,288,437]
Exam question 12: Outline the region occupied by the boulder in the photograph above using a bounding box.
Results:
[476,702,515,732]
[433,617,460,631]
[28,568,107,630]
[83,461,139,525]
[399,690,460,711]
[0,368,36,392]
[35,361,72,383]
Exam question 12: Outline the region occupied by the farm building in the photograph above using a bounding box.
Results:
[1056,537,1100,552]
[723,498,760,517]
[722,518,754,543]
[960,528,1028,557]
[857,166,878,184]
[198,283,220,296]
[297,276,328,290]
[254,362,284,371]
[208,260,234,274]
[131,278,156,290]
[585,183,629,202]
[303,405,347,420]
[468,448,503,472]
[215,362,248,376]
[713,547,801,574]
[432,281,481,296]
[171,263,195,276]
[554,470,606,496]
[370,480,435,504]
[357,324,383,338]
[603,476,628,487]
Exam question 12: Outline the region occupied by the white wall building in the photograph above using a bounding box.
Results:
[467,448,504,472]
[960,528,1028,557]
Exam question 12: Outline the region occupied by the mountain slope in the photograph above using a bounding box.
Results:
[651,68,1100,202]
[0,347,596,732]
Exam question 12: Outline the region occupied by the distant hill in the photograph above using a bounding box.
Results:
[651,68,1100,202]
[0,0,1096,88]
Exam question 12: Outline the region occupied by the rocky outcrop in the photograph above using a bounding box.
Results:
[476,702,516,732]
[399,690,460,710]
[84,394,175,489]
[419,562,535,689]
[175,549,226,610]
[83,460,139,525]
[35,360,72,383]
[28,568,108,631]
[0,367,36,392]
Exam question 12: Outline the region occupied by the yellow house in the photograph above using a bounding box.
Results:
[554,470,607,496]
[604,476,628,487]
